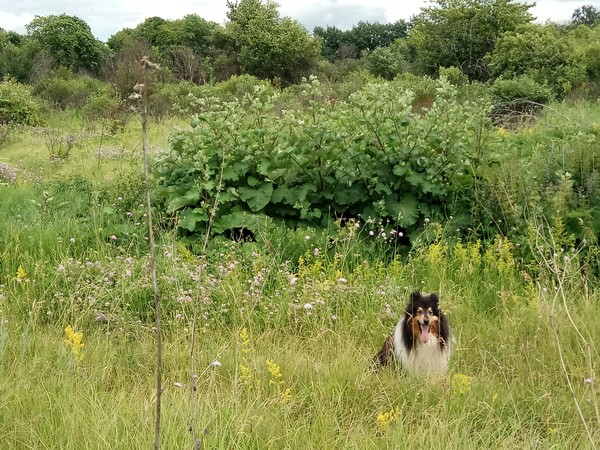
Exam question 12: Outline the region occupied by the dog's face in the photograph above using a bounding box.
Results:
[407,292,442,344]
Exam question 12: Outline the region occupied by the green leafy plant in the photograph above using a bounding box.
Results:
[0,78,40,125]
[155,77,492,239]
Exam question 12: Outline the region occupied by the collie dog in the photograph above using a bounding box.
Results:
[374,291,452,378]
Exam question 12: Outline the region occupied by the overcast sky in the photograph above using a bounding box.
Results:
[1,0,599,42]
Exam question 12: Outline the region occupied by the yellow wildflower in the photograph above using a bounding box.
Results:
[16,265,27,282]
[266,359,283,385]
[451,373,472,395]
[265,359,291,402]
[376,406,401,432]
[64,325,84,362]
[239,364,252,388]
[240,328,251,353]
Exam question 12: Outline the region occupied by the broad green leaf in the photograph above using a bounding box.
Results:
[167,187,201,214]
[179,208,208,232]
[237,182,273,212]
[385,193,419,227]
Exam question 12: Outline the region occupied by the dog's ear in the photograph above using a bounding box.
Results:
[409,291,422,302]
[429,293,440,305]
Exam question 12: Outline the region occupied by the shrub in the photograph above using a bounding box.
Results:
[32,71,109,109]
[490,76,554,123]
[81,93,129,134]
[486,24,587,98]
[212,74,276,100]
[0,79,40,125]
[155,77,492,238]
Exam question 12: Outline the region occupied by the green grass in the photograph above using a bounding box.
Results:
[1,105,600,449]
[1,294,598,449]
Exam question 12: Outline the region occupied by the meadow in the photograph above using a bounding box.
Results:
[1,99,600,450]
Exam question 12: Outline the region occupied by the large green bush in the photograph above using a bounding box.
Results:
[155,77,492,238]
[0,79,40,125]
[32,71,110,109]
[486,24,587,98]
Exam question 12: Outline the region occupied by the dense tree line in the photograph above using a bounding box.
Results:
[1,0,600,103]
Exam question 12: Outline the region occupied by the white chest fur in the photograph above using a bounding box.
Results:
[392,317,451,378]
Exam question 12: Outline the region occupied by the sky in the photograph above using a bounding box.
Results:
[0,0,599,42]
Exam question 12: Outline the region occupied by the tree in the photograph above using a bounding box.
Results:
[225,0,321,83]
[571,5,600,27]
[26,14,105,72]
[345,20,409,54]
[314,21,409,62]
[313,25,346,61]
[0,34,42,82]
[408,0,534,80]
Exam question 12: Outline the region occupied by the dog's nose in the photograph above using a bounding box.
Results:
[423,318,430,325]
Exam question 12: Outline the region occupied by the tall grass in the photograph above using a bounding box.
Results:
[1,103,599,449]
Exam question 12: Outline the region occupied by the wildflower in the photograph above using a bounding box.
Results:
[110,235,117,241]
[303,303,313,310]
[337,277,347,284]
[376,406,401,432]
[584,378,594,385]
[16,265,27,282]
[240,328,251,353]
[451,373,472,395]
[331,315,337,321]
[313,248,320,256]
[64,325,84,362]
[210,360,222,368]
[305,235,310,240]
[266,359,291,402]
[289,277,299,286]
[369,230,375,236]
[381,232,386,238]
[173,382,183,388]
[239,364,252,388]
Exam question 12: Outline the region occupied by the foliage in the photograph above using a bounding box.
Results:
[32,69,110,110]
[571,4,600,27]
[0,79,40,125]
[566,25,600,86]
[225,0,321,83]
[155,77,491,237]
[408,0,534,80]
[490,75,554,118]
[365,39,412,80]
[0,35,40,82]
[479,117,600,244]
[314,20,408,62]
[486,24,587,98]
[26,14,105,73]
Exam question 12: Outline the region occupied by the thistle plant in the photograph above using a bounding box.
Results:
[129,54,163,450]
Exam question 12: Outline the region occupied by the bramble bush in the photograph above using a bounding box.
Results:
[155,77,493,239]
